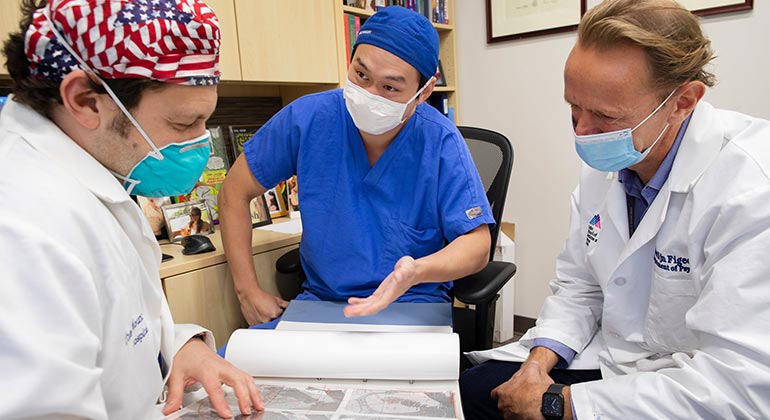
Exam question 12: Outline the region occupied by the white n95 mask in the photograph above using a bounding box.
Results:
[344,77,433,135]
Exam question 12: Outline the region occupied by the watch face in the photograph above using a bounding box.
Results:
[542,394,563,416]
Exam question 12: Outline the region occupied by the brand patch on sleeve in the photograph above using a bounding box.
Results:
[465,206,482,220]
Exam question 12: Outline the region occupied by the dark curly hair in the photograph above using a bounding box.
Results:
[2,0,165,119]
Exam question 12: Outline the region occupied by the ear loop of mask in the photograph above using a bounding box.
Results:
[42,9,164,160]
[399,75,435,123]
[630,88,678,133]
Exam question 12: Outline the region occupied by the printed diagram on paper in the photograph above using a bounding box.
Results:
[167,381,461,420]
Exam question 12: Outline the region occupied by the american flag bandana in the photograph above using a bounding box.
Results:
[25,0,221,86]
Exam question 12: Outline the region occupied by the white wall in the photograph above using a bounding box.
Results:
[455,1,770,319]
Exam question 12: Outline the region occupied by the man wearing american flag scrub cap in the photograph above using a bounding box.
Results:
[0,1,263,418]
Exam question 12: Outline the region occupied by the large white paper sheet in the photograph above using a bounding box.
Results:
[225,329,459,381]
[257,218,303,234]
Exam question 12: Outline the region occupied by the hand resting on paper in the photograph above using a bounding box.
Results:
[163,337,264,418]
[344,256,417,317]
[238,286,289,325]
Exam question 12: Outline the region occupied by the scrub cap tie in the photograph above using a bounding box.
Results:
[25,0,221,85]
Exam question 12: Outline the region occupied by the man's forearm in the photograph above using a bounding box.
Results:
[526,346,561,372]
[218,186,261,294]
[414,225,490,283]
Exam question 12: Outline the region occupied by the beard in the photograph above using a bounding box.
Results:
[109,111,132,139]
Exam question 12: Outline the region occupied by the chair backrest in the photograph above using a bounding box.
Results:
[458,126,514,260]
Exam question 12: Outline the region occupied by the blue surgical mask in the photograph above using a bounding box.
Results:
[116,131,211,197]
[574,89,676,172]
[105,87,211,197]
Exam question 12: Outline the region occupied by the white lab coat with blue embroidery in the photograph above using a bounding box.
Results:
[0,99,212,419]
[469,101,770,419]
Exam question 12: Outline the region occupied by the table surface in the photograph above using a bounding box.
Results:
[159,217,302,278]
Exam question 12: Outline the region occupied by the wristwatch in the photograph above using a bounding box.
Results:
[541,383,565,420]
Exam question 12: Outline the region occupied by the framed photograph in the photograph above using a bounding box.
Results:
[678,0,752,16]
[249,195,272,228]
[486,0,587,43]
[286,175,300,212]
[435,60,447,87]
[161,200,215,242]
[264,185,288,219]
[137,196,172,240]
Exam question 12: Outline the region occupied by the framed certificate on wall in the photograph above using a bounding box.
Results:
[678,0,753,17]
[486,0,586,43]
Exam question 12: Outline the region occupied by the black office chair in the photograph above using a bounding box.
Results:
[275,126,516,353]
[451,126,516,353]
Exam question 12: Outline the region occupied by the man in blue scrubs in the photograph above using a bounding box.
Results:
[218,6,494,327]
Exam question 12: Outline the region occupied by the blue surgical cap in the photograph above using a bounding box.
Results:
[353,6,439,81]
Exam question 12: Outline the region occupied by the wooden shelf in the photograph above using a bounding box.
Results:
[342,5,375,17]
[434,22,453,32]
[433,86,456,93]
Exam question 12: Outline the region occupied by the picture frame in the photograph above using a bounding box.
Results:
[486,0,587,43]
[249,195,272,228]
[678,0,752,16]
[264,184,288,219]
[161,200,215,242]
[137,196,172,240]
[435,60,447,87]
[286,175,300,212]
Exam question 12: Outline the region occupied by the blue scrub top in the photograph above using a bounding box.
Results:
[243,89,494,303]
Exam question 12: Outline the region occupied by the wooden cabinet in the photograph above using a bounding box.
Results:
[211,0,459,118]
[0,1,460,120]
[0,0,23,77]
[161,226,301,347]
[205,0,242,80]
[234,0,339,84]
[164,261,247,347]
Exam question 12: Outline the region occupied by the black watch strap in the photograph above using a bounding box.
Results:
[547,383,565,394]
[541,383,566,420]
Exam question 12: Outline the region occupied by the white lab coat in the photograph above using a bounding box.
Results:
[0,100,214,419]
[468,101,770,419]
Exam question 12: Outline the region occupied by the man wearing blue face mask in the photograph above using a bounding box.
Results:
[0,1,263,418]
[460,1,770,419]
[218,6,493,327]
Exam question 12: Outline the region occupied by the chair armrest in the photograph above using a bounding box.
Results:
[453,261,517,305]
[275,247,301,274]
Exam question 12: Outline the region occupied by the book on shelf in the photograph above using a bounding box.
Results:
[345,0,375,11]
[344,12,362,67]
[428,93,449,118]
[165,328,463,419]
[343,13,351,67]
[276,300,453,333]
[228,124,262,159]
